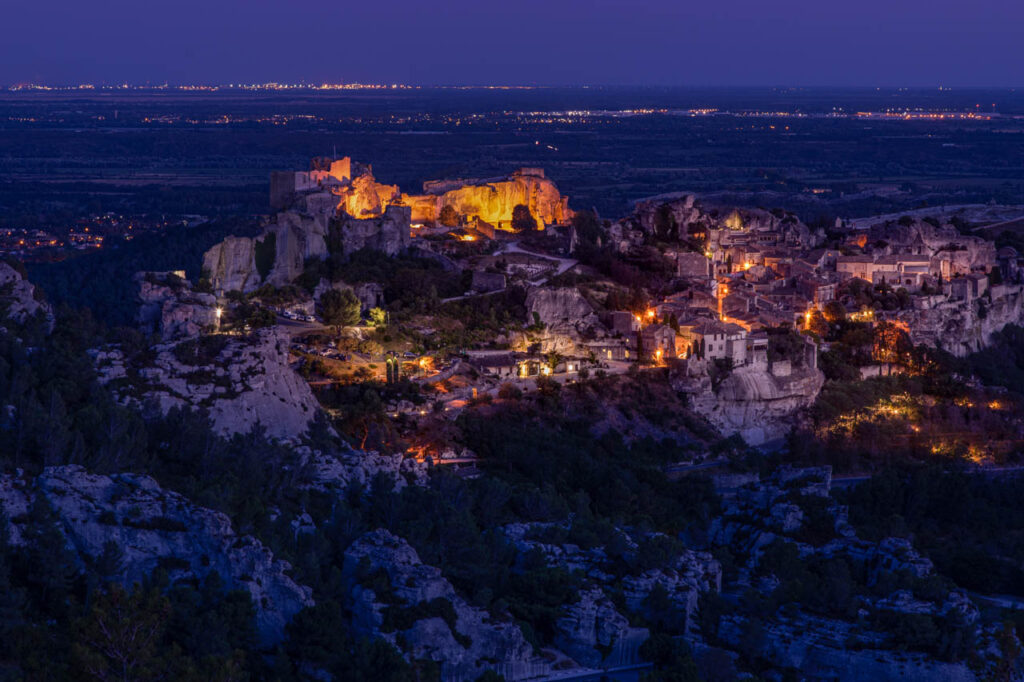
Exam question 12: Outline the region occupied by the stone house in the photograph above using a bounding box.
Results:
[640,324,676,361]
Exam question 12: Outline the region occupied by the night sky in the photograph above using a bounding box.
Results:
[2,0,1022,86]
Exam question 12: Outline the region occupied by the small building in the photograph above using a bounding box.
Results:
[676,252,712,279]
[606,311,641,336]
[640,323,676,361]
[465,351,518,378]
[585,339,633,362]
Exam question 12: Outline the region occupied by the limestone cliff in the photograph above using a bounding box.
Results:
[202,235,262,293]
[676,364,824,446]
[329,204,411,257]
[0,465,313,643]
[203,204,409,294]
[898,283,1024,356]
[94,328,320,441]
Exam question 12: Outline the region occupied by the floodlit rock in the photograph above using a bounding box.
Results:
[0,465,313,644]
[406,168,572,230]
[343,529,550,681]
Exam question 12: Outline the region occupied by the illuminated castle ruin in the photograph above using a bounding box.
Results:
[271,157,572,231]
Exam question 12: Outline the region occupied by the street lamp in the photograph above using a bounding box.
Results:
[214,306,223,331]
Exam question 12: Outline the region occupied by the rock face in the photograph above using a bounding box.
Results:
[554,587,643,669]
[343,529,550,682]
[265,211,330,287]
[95,328,320,440]
[330,205,412,257]
[866,219,996,271]
[203,194,410,295]
[899,283,1024,356]
[336,172,401,219]
[0,261,53,327]
[676,364,824,446]
[135,272,218,341]
[525,287,597,331]
[0,465,313,643]
[405,168,572,230]
[202,236,262,294]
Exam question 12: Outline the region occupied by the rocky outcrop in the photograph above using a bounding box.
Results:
[305,446,427,494]
[617,195,819,251]
[265,212,330,287]
[899,283,1024,356]
[867,219,996,271]
[135,272,218,341]
[525,287,597,331]
[336,172,401,219]
[94,328,320,440]
[554,587,644,669]
[343,529,550,682]
[501,521,720,666]
[406,168,571,230]
[330,204,411,257]
[676,364,824,446]
[0,465,312,643]
[0,261,53,327]
[202,235,262,294]
[203,163,411,294]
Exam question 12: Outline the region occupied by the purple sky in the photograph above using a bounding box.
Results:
[2,0,1022,86]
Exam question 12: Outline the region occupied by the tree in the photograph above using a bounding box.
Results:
[822,300,847,324]
[72,584,173,682]
[545,351,564,374]
[511,204,538,232]
[318,289,361,330]
[369,307,388,328]
[439,205,459,228]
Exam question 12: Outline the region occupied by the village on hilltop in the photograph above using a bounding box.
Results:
[105,155,1024,451]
